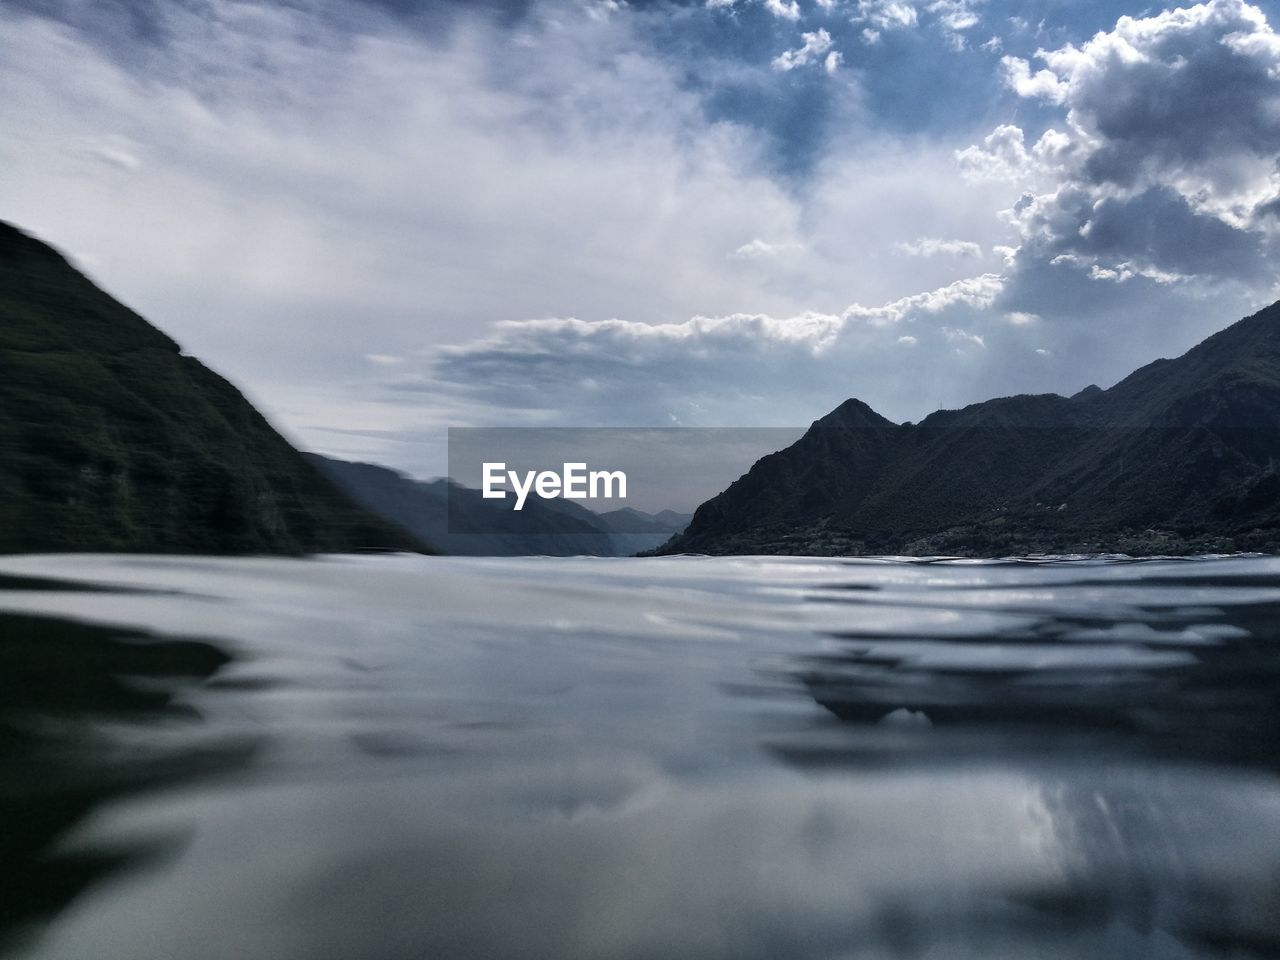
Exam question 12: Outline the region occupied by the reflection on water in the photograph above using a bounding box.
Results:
[0,553,1279,958]
[0,609,247,953]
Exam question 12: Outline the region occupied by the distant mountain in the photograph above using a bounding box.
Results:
[591,506,692,558]
[0,221,427,555]
[651,509,695,529]
[308,454,689,556]
[594,506,692,536]
[657,303,1280,556]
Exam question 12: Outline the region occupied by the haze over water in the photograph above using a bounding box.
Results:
[2,553,1280,959]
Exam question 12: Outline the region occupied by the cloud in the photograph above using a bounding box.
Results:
[960,0,1280,299]
[942,325,985,349]
[6,0,1273,480]
[1008,0,1280,220]
[853,1,918,31]
[953,123,1073,184]
[407,274,1007,427]
[1000,54,1067,101]
[850,0,981,42]
[0,0,1035,472]
[896,237,983,258]
[731,238,804,258]
[0,2,810,396]
[841,273,1003,324]
[926,0,980,30]
[85,140,142,171]
[763,0,801,19]
[772,29,834,70]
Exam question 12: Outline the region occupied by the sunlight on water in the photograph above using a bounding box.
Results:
[1,553,1279,959]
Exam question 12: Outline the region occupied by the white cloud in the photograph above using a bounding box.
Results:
[927,0,984,36]
[954,125,1033,182]
[85,140,142,171]
[414,274,1009,428]
[942,326,986,348]
[953,124,1074,184]
[732,238,804,259]
[896,237,983,258]
[1083,261,1188,285]
[764,0,802,20]
[842,274,1004,326]
[1000,55,1067,101]
[772,29,834,71]
[586,0,626,21]
[853,1,918,31]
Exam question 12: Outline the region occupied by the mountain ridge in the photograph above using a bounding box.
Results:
[0,220,429,555]
[656,303,1280,556]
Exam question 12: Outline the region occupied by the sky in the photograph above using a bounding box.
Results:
[4,0,1280,480]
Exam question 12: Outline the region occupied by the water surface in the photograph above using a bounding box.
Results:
[1,553,1279,959]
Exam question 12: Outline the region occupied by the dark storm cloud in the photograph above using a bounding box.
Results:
[1023,186,1272,282]
[996,0,1280,224]
[958,0,1280,344]
[1066,11,1280,194]
[1079,191,1269,281]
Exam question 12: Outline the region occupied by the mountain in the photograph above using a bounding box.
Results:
[308,454,689,556]
[589,506,692,557]
[0,221,427,555]
[656,303,1280,556]
[651,509,696,529]
[593,507,693,534]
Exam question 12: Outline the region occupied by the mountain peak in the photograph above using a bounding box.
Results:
[816,398,897,430]
[659,300,1280,556]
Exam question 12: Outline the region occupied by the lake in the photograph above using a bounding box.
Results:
[2,553,1279,959]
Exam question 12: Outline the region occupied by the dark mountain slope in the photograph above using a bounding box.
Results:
[658,304,1280,556]
[0,221,427,554]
